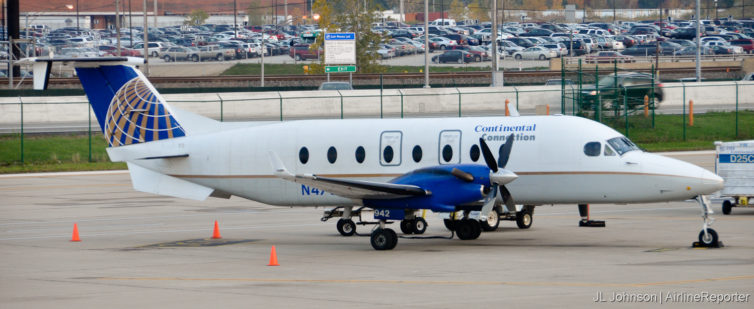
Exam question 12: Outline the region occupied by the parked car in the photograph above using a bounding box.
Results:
[432,50,474,64]
[318,82,353,90]
[289,44,320,60]
[585,51,636,63]
[729,39,754,54]
[162,46,199,62]
[448,45,489,61]
[512,46,557,60]
[132,42,168,57]
[580,72,664,110]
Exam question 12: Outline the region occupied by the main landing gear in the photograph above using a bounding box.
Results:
[400,217,427,235]
[371,220,398,250]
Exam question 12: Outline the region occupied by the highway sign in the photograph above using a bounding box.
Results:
[325,66,357,73]
[324,32,356,65]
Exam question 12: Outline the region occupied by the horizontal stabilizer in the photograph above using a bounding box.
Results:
[107,138,189,162]
[127,163,213,201]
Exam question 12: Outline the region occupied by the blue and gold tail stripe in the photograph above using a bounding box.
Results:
[104,77,185,147]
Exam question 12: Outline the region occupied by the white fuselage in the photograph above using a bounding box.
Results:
[131,115,722,207]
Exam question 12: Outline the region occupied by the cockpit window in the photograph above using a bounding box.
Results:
[607,137,640,155]
[604,144,616,156]
[584,142,601,157]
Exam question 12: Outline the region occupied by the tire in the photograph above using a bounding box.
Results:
[163,55,171,62]
[295,54,301,61]
[400,220,414,234]
[151,51,158,57]
[515,54,522,60]
[216,54,223,61]
[722,200,733,215]
[336,219,356,236]
[457,58,463,64]
[480,208,501,231]
[698,228,719,246]
[413,218,427,235]
[192,54,199,62]
[475,55,481,62]
[370,228,397,250]
[516,209,533,229]
[538,54,546,60]
[440,45,446,50]
[455,220,474,240]
[443,219,456,231]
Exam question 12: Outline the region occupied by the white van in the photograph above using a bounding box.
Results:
[430,19,456,27]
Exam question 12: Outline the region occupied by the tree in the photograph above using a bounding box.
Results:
[246,0,266,26]
[310,0,385,74]
[184,9,209,26]
[449,0,466,20]
[468,0,489,22]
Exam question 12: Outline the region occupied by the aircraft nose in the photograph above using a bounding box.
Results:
[699,169,724,194]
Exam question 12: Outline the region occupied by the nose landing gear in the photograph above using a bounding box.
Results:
[693,195,723,248]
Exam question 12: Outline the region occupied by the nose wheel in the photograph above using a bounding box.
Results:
[693,195,723,248]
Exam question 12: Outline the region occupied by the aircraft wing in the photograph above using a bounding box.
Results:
[286,174,429,199]
[268,152,428,199]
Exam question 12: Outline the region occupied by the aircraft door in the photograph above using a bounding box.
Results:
[438,130,462,164]
[380,131,402,166]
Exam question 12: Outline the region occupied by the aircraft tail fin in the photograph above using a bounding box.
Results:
[34,57,186,147]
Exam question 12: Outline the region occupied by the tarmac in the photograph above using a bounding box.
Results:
[0,152,753,308]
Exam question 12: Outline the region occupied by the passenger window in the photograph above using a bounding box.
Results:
[412,145,422,163]
[327,146,337,164]
[299,147,309,164]
[442,145,453,162]
[355,146,365,163]
[583,142,601,157]
[604,145,616,156]
[469,144,480,162]
[383,146,394,163]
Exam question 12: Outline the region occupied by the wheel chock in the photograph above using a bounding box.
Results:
[578,220,606,227]
[692,241,724,248]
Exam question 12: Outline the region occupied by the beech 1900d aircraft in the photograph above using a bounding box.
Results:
[32,58,724,250]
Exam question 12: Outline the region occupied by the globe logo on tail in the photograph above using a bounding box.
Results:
[104,77,185,147]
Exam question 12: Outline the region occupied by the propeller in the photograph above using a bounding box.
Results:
[479,135,518,209]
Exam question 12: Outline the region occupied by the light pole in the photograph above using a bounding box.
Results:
[76,0,79,31]
[714,0,718,20]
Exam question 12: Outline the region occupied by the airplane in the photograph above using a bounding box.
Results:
[31,57,724,250]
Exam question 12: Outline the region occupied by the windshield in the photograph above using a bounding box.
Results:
[607,137,640,155]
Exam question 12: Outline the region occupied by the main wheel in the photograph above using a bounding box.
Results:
[456,219,481,240]
[698,228,719,246]
[443,219,456,231]
[336,219,356,236]
[480,208,501,231]
[516,209,533,229]
[413,218,427,235]
[400,220,414,235]
[722,200,733,215]
[371,228,397,250]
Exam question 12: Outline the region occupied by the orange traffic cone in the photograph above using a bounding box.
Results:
[71,223,81,242]
[268,246,279,266]
[211,220,222,239]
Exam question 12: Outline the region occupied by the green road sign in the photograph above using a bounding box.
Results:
[325,66,357,73]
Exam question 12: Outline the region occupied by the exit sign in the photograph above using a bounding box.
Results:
[325,65,357,73]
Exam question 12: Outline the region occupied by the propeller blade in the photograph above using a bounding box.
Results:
[479,138,498,173]
[499,185,516,210]
[498,134,514,169]
[451,168,474,182]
